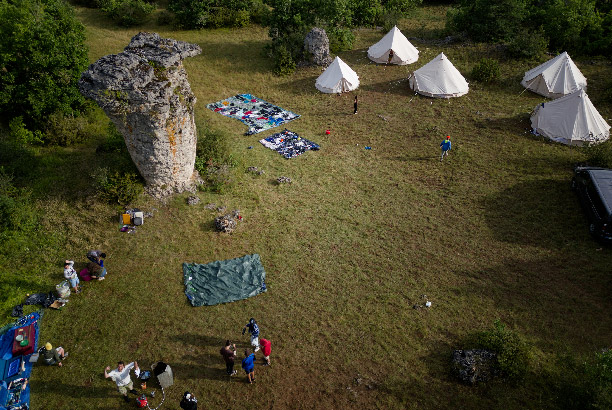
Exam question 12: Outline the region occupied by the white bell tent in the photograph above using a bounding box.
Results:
[367,26,418,65]
[315,56,359,94]
[521,52,587,99]
[409,53,468,98]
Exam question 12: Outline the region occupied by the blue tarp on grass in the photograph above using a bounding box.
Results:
[0,311,42,410]
[183,254,267,306]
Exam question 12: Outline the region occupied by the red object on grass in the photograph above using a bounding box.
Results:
[325,130,331,135]
[79,268,92,281]
[12,324,35,356]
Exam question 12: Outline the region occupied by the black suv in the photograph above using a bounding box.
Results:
[572,166,612,242]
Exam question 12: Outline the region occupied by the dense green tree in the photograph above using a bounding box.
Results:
[0,0,89,132]
[446,0,527,42]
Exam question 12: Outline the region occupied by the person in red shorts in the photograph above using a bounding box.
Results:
[259,338,271,366]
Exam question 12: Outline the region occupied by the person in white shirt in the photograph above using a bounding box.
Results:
[104,361,140,402]
[63,260,80,293]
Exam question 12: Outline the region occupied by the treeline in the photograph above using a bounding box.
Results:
[446,0,612,58]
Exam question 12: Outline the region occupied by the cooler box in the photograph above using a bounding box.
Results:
[12,325,35,356]
[133,212,143,226]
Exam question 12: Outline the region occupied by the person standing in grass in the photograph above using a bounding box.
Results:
[242,318,260,352]
[388,49,394,64]
[353,95,358,115]
[241,349,256,384]
[104,361,140,403]
[86,250,107,281]
[220,340,238,376]
[259,338,271,366]
[63,260,80,293]
[440,135,452,161]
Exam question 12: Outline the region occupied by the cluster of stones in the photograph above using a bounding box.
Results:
[246,166,265,175]
[79,32,202,198]
[277,176,292,184]
[451,349,498,385]
[214,210,242,234]
[186,196,200,205]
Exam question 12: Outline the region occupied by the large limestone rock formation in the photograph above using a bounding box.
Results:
[303,28,332,66]
[79,32,202,198]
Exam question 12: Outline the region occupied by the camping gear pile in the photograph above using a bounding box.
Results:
[214,210,242,234]
[0,312,42,410]
[133,363,172,409]
[207,94,300,135]
[120,208,144,233]
[259,129,320,159]
[183,254,267,306]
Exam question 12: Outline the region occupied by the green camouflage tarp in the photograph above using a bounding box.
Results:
[183,254,267,306]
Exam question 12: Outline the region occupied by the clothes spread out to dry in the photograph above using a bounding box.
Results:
[259,129,320,159]
[206,94,300,135]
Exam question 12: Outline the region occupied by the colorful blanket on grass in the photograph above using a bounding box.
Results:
[207,94,300,135]
[259,130,320,159]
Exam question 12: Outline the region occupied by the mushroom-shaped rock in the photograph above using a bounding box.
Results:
[79,32,202,198]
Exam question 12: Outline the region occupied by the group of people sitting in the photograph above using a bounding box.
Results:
[62,250,108,293]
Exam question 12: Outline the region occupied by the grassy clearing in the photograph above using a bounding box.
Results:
[1,4,611,409]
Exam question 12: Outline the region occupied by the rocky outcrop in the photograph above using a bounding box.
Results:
[79,32,202,198]
[451,349,499,385]
[302,28,332,66]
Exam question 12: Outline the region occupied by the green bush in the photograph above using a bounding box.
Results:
[0,0,89,133]
[157,10,174,25]
[43,112,92,146]
[471,58,501,83]
[195,125,236,193]
[249,0,270,25]
[0,168,37,233]
[472,320,530,382]
[92,168,143,205]
[507,28,548,59]
[379,10,401,33]
[328,27,355,53]
[273,43,297,76]
[96,122,126,154]
[8,117,44,146]
[101,0,155,27]
[583,140,612,168]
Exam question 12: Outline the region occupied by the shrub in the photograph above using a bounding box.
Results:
[328,27,355,53]
[101,0,155,27]
[472,320,530,382]
[96,122,126,154]
[157,10,174,25]
[0,168,37,233]
[43,112,91,146]
[583,140,612,168]
[0,0,88,133]
[92,168,143,205]
[168,0,210,29]
[507,28,548,60]
[379,10,401,33]
[273,43,297,76]
[471,58,501,83]
[195,125,236,193]
[249,0,270,25]
[8,117,44,146]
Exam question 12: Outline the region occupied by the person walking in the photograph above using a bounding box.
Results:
[440,135,452,161]
[259,338,271,366]
[63,260,80,293]
[353,95,358,115]
[241,349,256,384]
[242,318,260,352]
[40,343,67,367]
[104,361,140,403]
[388,49,394,64]
[220,340,238,376]
[86,250,107,281]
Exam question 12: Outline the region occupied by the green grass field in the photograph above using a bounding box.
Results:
[2,4,611,409]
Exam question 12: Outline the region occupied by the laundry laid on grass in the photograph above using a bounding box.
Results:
[207,94,300,135]
[183,254,267,306]
[0,311,42,410]
[259,129,320,159]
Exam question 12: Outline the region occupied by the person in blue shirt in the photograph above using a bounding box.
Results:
[440,135,451,161]
[241,349,256,384]
[242,318,260,352]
